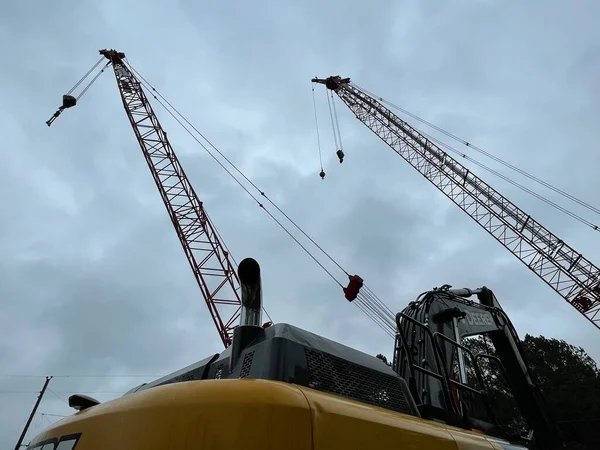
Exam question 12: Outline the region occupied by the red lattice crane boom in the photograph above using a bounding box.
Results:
[96,49,242,347]
[313,75,600,330]
[98,49,241,347]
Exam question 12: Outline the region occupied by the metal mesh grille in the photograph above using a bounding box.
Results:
[240,351,255,378]
[304,348,412,414]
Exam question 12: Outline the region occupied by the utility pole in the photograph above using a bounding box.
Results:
[14,376,52,450]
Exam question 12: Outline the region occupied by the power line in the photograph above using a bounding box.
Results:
[46,388,67,403]
[13,376,51,450]
[42,415,54,425]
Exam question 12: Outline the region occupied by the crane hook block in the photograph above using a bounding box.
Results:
[336,149,345,163]
[319,169,326,180]
[46,95,78,127]
[343,274,364,302]
[62,94,77,109]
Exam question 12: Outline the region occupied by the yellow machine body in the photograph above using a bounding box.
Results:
[29,379,521,450]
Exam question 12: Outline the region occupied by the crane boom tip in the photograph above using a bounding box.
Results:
[311,76,351,91]
[99,49,126,62]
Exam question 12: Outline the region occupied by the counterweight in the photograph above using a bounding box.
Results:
[313,76,600,330]
[101,49,241,347]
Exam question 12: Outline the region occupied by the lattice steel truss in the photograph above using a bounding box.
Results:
[102,49,241,347]
[313,76,600,330]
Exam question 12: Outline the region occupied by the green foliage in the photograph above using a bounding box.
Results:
[464,334,600,449]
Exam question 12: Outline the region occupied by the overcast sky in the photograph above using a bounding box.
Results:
[1,0,600,446]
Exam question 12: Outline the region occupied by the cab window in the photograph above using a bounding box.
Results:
[29,434,80,450]
[56,439,79,450]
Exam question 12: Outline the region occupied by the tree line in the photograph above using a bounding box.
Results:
[465,334,600,449]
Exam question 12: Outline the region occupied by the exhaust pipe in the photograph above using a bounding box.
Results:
[238,257,262,327]
[229,257,266,373]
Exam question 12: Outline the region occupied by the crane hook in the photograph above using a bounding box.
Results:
[319,169,326,180]
[336,149,345,163]
[46,94,78,127]
[343,274,364,302]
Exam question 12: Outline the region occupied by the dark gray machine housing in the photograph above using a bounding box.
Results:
[125,322,419,417]
[394,286,563,450]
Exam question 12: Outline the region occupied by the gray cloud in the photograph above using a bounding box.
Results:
[2,0,600,447]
